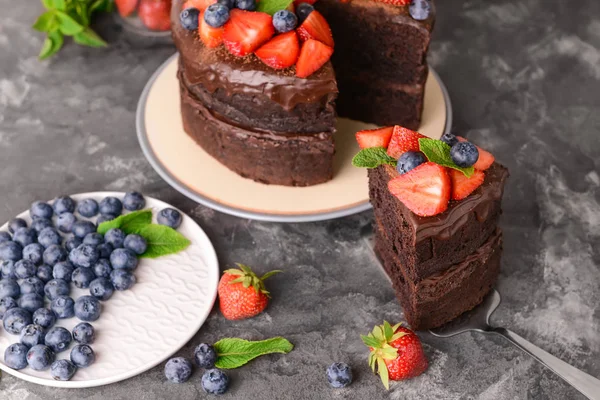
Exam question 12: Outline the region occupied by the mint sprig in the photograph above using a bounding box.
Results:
[214,337,294,369]
[418,138,474,177]
[256,0,294,15]
[97,210,152,235]
[352,147,398,169]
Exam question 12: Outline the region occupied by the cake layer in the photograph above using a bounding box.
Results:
[375,222,503,330]
[180,78,335,186]
[368,162,508,282]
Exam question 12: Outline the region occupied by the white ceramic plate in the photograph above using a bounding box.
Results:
[136,54,452,223]
[0,192,219,388]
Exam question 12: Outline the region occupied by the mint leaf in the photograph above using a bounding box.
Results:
[138,225,191,258]
[418,138,474,177]
[214,337,294,369]
[257,0,294,15]
[39,31,64,59]
[51,0,67,11]
[56,10,84,35]
[97,210,152,235]
[352,147,397,168]
[33,11,57,32]
[74,28,107,47]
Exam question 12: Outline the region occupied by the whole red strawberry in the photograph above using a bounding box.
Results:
[361,321,428,389]
[138,0,172,31]
[218,264,281,320]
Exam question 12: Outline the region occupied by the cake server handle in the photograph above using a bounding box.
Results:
[491,327,600,400]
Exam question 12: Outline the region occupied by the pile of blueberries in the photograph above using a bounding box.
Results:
[0,192,183,381]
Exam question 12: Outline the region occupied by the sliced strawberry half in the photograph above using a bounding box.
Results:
[457,136,495,170]
[450,169,485,201]
[199,11,224,48]
[255,31,300,69]
[295,39,333,78]
[223,10,274,57]
[297,10,334,48]
[388,162,451,217]
[355,126,394,149]
[116,0,139,17]
[387,126,427,158]
[183,0,216,11]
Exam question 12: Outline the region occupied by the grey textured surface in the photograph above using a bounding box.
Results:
[0,0,599,398]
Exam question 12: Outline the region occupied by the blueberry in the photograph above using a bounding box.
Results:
[20,277,45,297]
[157,208,182,229]
[45,279,70,300]
[43,244,67,266]
[19,293,44,312]
[38,227,62,248]
[33,308,57,330]
[65,236,83,252]
[124,234,147,255]
[180,7,200,30]
[409,0,432,21]
[194,343,217,368]
[72,322,95,344]
[450,141,479,167]
[69,244,100,268]
[273,9,297,33]
[36,264,53,282]
[92,259,112,278]
[31,201,54,219]
[20,324,46,348]
[326,362,353,388]
[51,295,75,319]
[0,231,11,243]
[15,259,36,279]
[0,278,20,298]
[27,344,55,370]
[44,326,72,352]
[1,260,16,279]
[12,227,37,248]
[440,132,458,147]
[3,307,32,335]
[89,277,114,301]
[50,359,77,381]
[217,0,235,9]
[53,196,76,215]
[77,199,99,218]
[70,344,95,367]
[4,343,29,370]
[164,357,193,383]
[23,243,45,265]
[296,2,314,24]
[72,268,97,289]
[105,228,125,248]
[0,241,23,261]
[397,151,427,174]
[57,212,77,233]
[8,218,27,234]
[110,248,138,270]
[235,0,255,10]
[72,221,96,239]
[202,369,229,394]
[204,3,230,27]
[0,296,18,319]
[83,233,104,247]
[74,295,101,321]
[99,197,123,216]
[31,218,53,233]
[97,214,117,224]
[53,261,75,282]
[110,269,136,291]
[97,242,113,259]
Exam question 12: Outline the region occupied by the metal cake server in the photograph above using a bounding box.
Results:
[429,289,600,400]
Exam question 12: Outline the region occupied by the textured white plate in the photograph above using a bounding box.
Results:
[0,192,219,388]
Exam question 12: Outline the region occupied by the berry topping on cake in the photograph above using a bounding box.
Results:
[388,162,450,217]
[295,39,333,78]
[217,0,235,8]
[223,9,274,57]
[295,2,314,24]
[361,322,428,389]
[255,31,300,69]
[235,0,257,11]
[396,151,426,174]
[440,131,458,147]
[450,141,479,167]
[138,0,171,31]
[450,169,485,200]
[200,11,226,47]
[409,0,432,21]
[372,0,411,6]
[180,7,201,30]
[297,10,334,48]
[457,137,495,171]
[204,3,230,27]
[386,126,426,158]
[355,126,394,149]
[116,0,139,17]
[272,9,298,33]
[183,0,216,11]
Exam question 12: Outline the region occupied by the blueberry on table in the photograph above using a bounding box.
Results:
[65,237,83,252]
[51,359,77,381]
[30,201,54,220]
[0,296,18,319]
[72,268,97,289]
[164,357,193,383]
[20,324,45,348]
[53,196,76,215]
[89,277,114,301]
[0,231,11,243]
[70,344,95,368]
[8,218,27,234]
[97,214,117,224]
[45,326,72,353]
[194,343,217,368]
[19,293,45,312]
[73,322,95,344]
[0,241,23,261]
[110,269,136,291]
[36,264,53,282]
[44,279,70,300]
[409,0,432,21]
[38,227,62,248]
[124,234,147,255]
[33,308,57,330]
[3,307,32,335]
[20,276,45,297]
[53,261,75,282]
[77,198,99,218]
[273,9,298,33]
[326,362,353,388]
[4,343,29,370]
[234,0,255,10]
[92,259,113,278]
[157,208,183,229]
[57,212,77,233]
[83,233,104,247]
[204,3,230,28]
[202,369,229,394]
[51,295,75,319]
[27,344,55,371]
[1,260,17,279]
[397,151,427,175]
[295,3,314,24]
[23,243,45,265]
[105,228,126,249]
[180,7,200,30]
[69,244,100,268]
[74,295,101,322]
[0,278,21,298]
[440,132,458,147]
[72,221,97,239]
[31,218,53,233]
[15,259,36,279]
[43,244,68,266]
[110,248,139,270]
[97,242,114,259]
[450,141,479,167]
[99,196,123,216]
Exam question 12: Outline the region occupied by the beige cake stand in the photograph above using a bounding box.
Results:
[136,54,452,222]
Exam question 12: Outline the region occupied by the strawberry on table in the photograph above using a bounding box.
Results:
[199,11,224,47]
[295,39,333,78]
[456,136,495,171]
[183,0,216,11]
[386,126,426,158]
[297,10,334,48]
[223,9,274,57]
[450,169,485,200]
[138,0,172,31]
[218,264,281,320]
[116,0,139,17]
[255,31,300,69]
[361,321,428,389]
[355,126,394,149]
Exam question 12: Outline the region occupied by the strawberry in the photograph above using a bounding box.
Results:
[372,0,410,5]
[218,263,281,320]
[361,321,428,389]
[115,0,139,17]
[199,11,224,48]
[295,39,333,78]
[355,126,394,149]
[255,31,300,69]
[388,162,450,217]
[450,169,485,200]
[223,10,274,57]
[296,11,334,48]
[183,0,216,11]
[138,0,172,31]
[386,126,427,158]
[456,136,495,171]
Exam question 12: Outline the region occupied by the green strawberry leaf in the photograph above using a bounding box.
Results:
[33,11,58,32]
[256,0,293,15]
[377,358,390,390]
[352,147,397,169]
[74,27,107,47]
[418,138,474,177]
[97,210,152,235]
[39,31,64,59]
[55,10,84,35]
[214,337,294,369]
[138,224,191,258]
